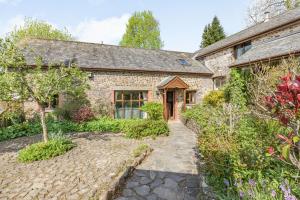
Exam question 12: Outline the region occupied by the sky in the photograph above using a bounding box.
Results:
[0,0,251,52]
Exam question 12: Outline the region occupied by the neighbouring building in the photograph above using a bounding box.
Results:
[19,7,300,120]
[193,7,300,90]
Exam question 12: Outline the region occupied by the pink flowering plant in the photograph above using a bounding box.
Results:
[264,73,300,170]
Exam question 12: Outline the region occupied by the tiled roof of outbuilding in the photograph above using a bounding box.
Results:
[194,7,300,58]
[20,39,213,75]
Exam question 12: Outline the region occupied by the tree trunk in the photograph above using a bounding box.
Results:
[38,104,49,143]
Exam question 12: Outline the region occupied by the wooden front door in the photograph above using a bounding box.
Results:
[166,91,175,120]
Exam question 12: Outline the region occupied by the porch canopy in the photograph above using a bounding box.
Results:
[157,76,189,120]
[157,76,189,90]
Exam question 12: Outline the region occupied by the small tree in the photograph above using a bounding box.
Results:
[8,18,72,42]
[119,10,163,49]
[248,58,300,170]
[0,39,89,142]
[200,16,226,48]
[264,73,300,170]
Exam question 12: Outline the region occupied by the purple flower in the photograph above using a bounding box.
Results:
[248,179,256,187]
[224,179,230,187]
[239,191,244,198]
[280,182,297,200]
[271,190,276,197]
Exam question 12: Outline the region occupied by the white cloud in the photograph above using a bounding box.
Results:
[72,14,130,45]
[0,15,25,37]
[0,0,22,5]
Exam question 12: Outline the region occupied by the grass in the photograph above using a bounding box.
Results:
[132,144,151,158]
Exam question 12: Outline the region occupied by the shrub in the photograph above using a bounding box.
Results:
[132,144,150,157]
[81,117,122,132]
[141,102,163,120]
[203,90,225,107]
[123,120,169,139]
[54,95,90,121]
[183,103,300,199]
[0,121,41,141]
[18,138,75,162]
[72,106,95,123]
[0,102,25,128]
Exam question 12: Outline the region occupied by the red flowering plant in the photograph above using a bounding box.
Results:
[265,73,300,170]
[72,106,95,123]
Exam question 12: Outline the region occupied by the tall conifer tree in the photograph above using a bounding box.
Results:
[200,16,226,48]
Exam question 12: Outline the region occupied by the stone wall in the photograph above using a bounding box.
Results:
[87,71,213,116]
[201,48,235,78]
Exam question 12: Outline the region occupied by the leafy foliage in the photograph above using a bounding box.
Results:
[203,90,225,107]
[0,102,24,128]
[183,65,300,199]
[224,69,248,109]
[141,102,163,120]
[200,16,226,48]
[123,120,169,139]
[18,138,75,162]
[119,10,163,49]
[8,18,72,42]
[132,144,151,157]
[54,95,90,121]
[0,38,89,142]
[72,106,95,123]
[263,73,300,170]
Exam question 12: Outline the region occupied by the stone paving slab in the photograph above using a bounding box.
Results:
[0,133,144,200]
[116,121,200,200]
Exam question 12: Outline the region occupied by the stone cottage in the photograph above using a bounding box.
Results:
[193,6,300,89]
[21,39,213,120]
[20,7,300,120]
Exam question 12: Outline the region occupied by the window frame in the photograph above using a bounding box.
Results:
[213,77,226,90]
[185,90,196,105]
[114,90,148,119]
[234,41,252,58]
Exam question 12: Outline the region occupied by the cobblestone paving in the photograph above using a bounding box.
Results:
[0,133,143,200]
[116,121,200,200]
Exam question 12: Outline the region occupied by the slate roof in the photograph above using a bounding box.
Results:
[157,76,177,88]
[231,31,300,67]
[194,7,300,58]
[20,39,213,75]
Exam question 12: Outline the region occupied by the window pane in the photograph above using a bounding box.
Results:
[115,102,123,119]
[132,102,140,118]
[141,92,148,101]
[132,91,139,100]
[115,91,122,100]
[114,90,148,119]
[124,91,131,100]
[191,92,196,104]
[132,101,139,108]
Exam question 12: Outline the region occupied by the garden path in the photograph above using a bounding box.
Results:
[116,121,200,200]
